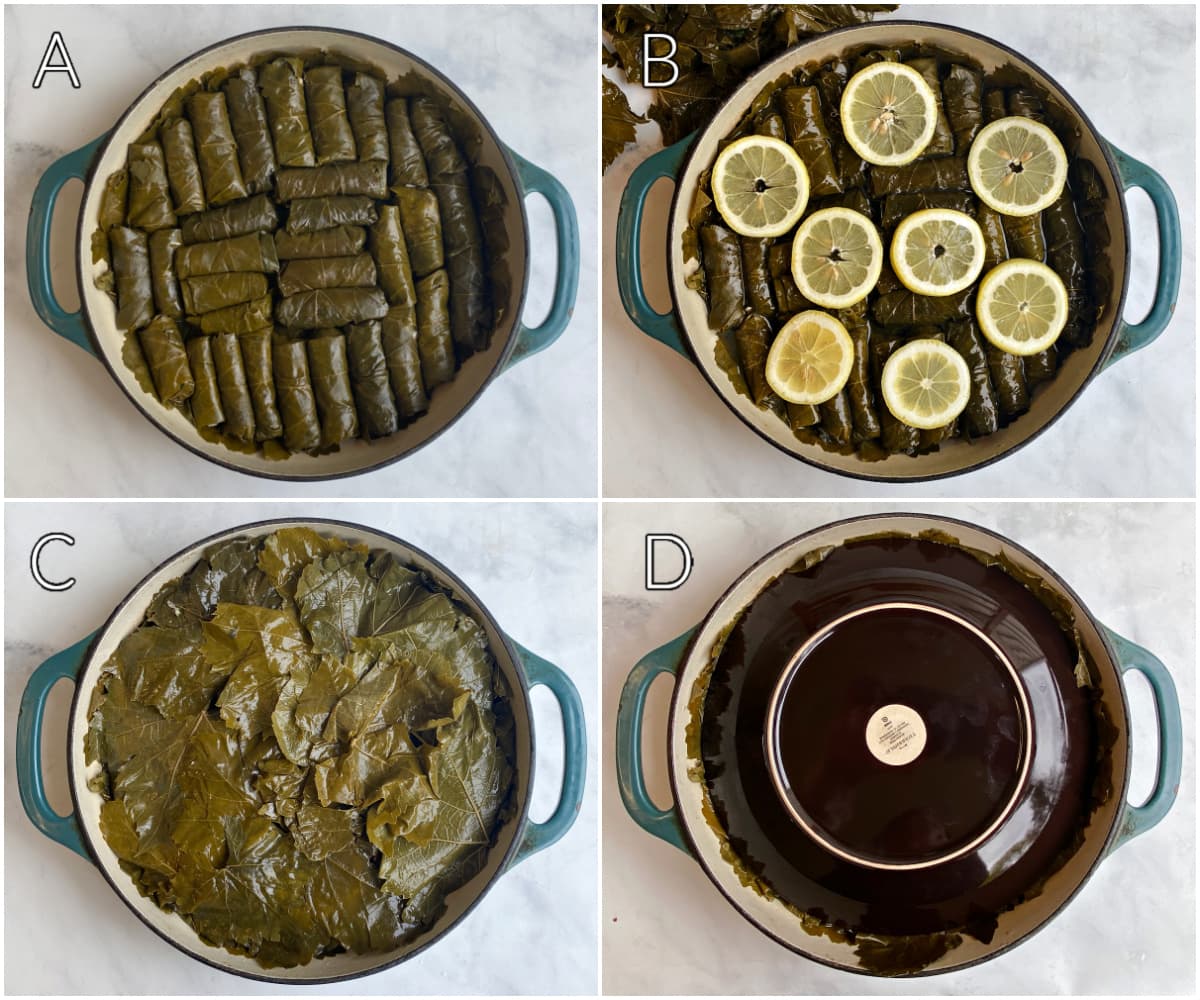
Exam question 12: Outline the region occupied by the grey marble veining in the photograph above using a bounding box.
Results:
[4,5,597,499]
[602,501,1195,994]
[4,502,598,994]
[603,5,1196,498]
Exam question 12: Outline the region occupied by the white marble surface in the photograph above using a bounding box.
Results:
[4,501,598,994]
[4,5,597,499]
[602,501,1195,994]
[603,5,1196,497]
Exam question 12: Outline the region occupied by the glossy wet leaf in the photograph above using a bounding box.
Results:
[86,529,513,969]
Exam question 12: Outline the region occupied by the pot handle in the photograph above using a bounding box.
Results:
[1103,625,1183,853]
[614,136,694,358]
[15,631,96,861]
[615,628,695,853]
[507,640,586,867]
[502,148,580,369]
[1102,141,1182,368]
[27,134,107,357]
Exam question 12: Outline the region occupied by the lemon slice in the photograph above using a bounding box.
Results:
[765,310,854,405]
[890,208,986,297]
[881,339,971,429]
[967,116,1068,217]
[789,207,883,310]
[976,259,1069,355]
[840,62,938,166]
[711,135,810,238]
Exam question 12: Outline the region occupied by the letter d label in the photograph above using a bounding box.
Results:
[643,33,679,88]
[645,534,693,591]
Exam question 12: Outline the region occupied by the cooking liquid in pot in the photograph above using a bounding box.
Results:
[699,535,1094,960]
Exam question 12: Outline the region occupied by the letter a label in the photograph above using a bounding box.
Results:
[33,32,80,89]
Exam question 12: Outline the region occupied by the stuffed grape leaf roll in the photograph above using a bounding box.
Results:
[305,66,357,164]
[733,314,779,409]
[415,269,456,390]
[1025,344,1058,387]
[700,224,746,332]
[126,142,177,231]
[369,205,417,306]
[159,119,206,215]
[277,254,377,296]
[286,196,378,234]
[211,332,255,441]
[819,390,856,447]
[943,64,983,153]
[873,288,971,326]
[346,74,389,163]
[779,86,841,197]
[1007,87,1046,122]
[224,67,277,194]
[240,327,284,440]
[176,232,279,278]
[381,304,429,419]
[881,192,974,231]
[982,88,1007,123]
[1043,191,1089,347]
[908,58,954,156]
[274,224,367,259]
[870,158,969,196]
[111,226,155,331]
[181,194,278,243]
[186,335,224,428]
[276,287,388,329]
[385,98,429,188]
[768,242,812,314]
[196,294,273,335]
[346,321,400,438]
[840,301,881,441]
[1001,212,1046,262]
[182,272,269,314]
[187,92,248,207]
[740,238,775,316]
[272,333,321,451]
[148,228,184,319]
[871,336,920,455]
[393,187,444,278]
[947,319,999,437]
[276,162,388,201]
[307,331,359,445]
[411,97,490,355]
[259,57,316,168]
[977,203,1009,269]
[138,315,194,406]
[986,342,1030,421]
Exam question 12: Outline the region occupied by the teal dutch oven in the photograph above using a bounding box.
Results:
[616,21,1181,482]
[17,517,586,984]
[28,27,579,481]
[617,513,1183,976]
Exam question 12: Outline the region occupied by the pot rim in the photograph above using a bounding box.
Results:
[64,515,535,985]
[74,25,533,482]
[664,19,1133,483]
[665,511,1130,977]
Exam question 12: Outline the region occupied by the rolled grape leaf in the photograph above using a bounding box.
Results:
[276,162,388,201]
[393,186,443,278]
[346,321,400,438]
[181,194,278,243]
[943,64,984,153]
[224,67,277,194]
[259,57,316,168]
[240,327,284,440]
[148,228,184,319]
[739,238,775,316]
[182,272,269,315]
[186,335,224,428]
[187,91,248,207]
[871,335,920,455]
[381,304,429,420]
[415,269,456,391]
[700,224,746,332]
[346,73,389,163]
[196,294,273,335]
[870,158,970,197]
[111,226,155,332]
[275,224,366,260]
[272,333,321,451]
[276,287,389,329]
[872,288,971,327]
[277,254,377,297]
[286,196,378,234]
[211,332,255,441]
[880,192,975,232]
[907,58,954,156]
[840,301,881,441]
[307,331,359,446]
[733,314,780,409]
[138,315,194,406]
[126,142,177,231]
[385,97,428,187]
[987,342,1030,421]
[370,205,416,306]
[159,118,206,215]
[176,232,279,278]
[947,319,999,438]
[305,65,357,164]
[779,86,841,197]
[1002,213,1046,262]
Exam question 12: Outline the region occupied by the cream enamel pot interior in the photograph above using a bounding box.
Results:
[28,27,579,481]
[617,513,1182,976]
[16,518,586,985]
[616,21,1181,482]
